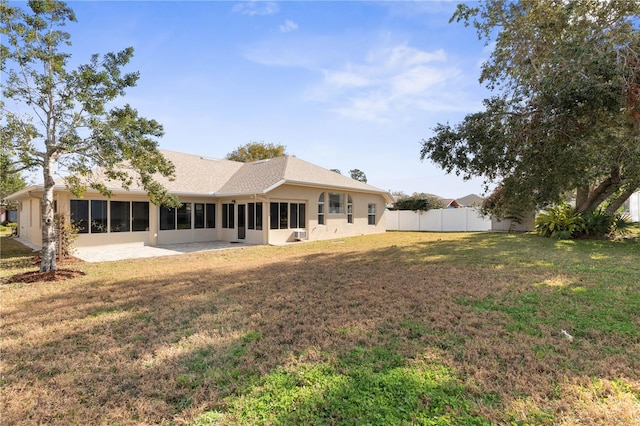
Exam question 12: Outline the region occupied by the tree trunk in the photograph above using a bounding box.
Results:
[575,185,590,212]
[606,185,639,215]
[40,158,57,272]
[577,168,621,214]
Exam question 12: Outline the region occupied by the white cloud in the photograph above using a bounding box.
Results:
[323,67,371,89]
[313,43,463,122]
[232,1,279,16]
[279,19,298,33]
[244,36,478,122]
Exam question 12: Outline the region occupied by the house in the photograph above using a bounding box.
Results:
[455,194,485,208]
[6,150,393,248]
[441,198,460,209]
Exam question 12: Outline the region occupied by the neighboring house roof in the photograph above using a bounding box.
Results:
[7,150,393,202]
[456,194,485,207]
[441,198,460,208]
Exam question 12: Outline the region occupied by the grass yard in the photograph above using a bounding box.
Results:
[1,231,639,425]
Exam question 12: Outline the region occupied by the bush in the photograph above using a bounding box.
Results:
[1,222,18,235]
[535,204,584,239]
[55,212,79,259]
[392,194,445,211]
[535,204,633,240]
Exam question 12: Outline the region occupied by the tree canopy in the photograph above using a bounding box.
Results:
[225,141,287,162]
[420,0,640,219]
[349,169,367,183]
[0,152,27,210]
[1,0,177,271]
[392,193,445,211]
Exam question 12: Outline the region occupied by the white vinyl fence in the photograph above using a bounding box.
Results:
[386,208,492,232]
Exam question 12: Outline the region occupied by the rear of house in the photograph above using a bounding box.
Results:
[8,151,392,248]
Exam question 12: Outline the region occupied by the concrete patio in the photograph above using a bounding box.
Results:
[11,237,249,263]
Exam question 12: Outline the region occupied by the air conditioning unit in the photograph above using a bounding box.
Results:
[293,229,307,241]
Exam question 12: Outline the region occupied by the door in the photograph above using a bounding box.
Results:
[237,204,246,240]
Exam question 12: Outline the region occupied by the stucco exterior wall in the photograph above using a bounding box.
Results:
[16,197,43,246]
[266,184,387,244]
[12,184,388,249]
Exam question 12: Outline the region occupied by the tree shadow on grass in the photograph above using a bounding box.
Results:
[2,234,639,424]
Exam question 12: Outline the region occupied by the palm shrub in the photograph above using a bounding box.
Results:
[607,212,634,238]
[536,204,633,239]
[535,204,584,239]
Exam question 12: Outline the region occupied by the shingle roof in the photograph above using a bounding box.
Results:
[456,194,485,207]
[33,150,391,201]
[156,150,244,194]
[218,155,388,197]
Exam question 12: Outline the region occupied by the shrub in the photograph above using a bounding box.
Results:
[392,194,445,211]
[55,212,79,259]
[2,222,18,235]
[535,204,584,239]
[535,204,634,240]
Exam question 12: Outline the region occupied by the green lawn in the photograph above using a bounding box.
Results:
[1,232,639,425]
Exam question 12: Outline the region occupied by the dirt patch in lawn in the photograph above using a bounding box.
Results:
[6,268,86,283]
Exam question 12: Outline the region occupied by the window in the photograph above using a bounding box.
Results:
[110,201,130,232]
[194,203,205,229]
[279,202,288,229]
[248,202,263,230]
[206,203,216,228]
[255,202,263,230]
[91,200,107,233]
[329,193,344,214]
[290,203,306,229]
[270,202,305,230]
[160,203,193,230]
[71,199,149,233]
[222,203,234,228]
[347,195,353,224]
[368,203,376,225]
[177,203,192,229]
[248,203,255,229]
[132,202,149,231]
[270,202,279,230]
[70,200,89,233]
[318,193,325,225]
[160,206,175,230]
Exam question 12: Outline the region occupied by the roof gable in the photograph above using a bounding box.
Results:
[218,155,391,199]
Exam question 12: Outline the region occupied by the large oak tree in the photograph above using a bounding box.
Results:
[1,0,178,272]
[420,0,640,219]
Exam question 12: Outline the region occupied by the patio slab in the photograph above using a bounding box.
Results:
[11,237,248,263]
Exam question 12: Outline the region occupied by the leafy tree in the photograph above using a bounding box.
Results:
[349,169,367,183]
[225,141,286,162]
[420,0,640,220]
[392,194,445,211]
[0,152,27,210]
[1,0,178,272]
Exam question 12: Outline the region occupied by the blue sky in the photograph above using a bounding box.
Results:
[28,1,495,198]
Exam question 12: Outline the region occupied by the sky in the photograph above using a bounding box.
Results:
[15,0,496,198]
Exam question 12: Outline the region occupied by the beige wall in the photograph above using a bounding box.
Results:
[13,185,387,249]
[16,197,43,247]
[265,184,387,245]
